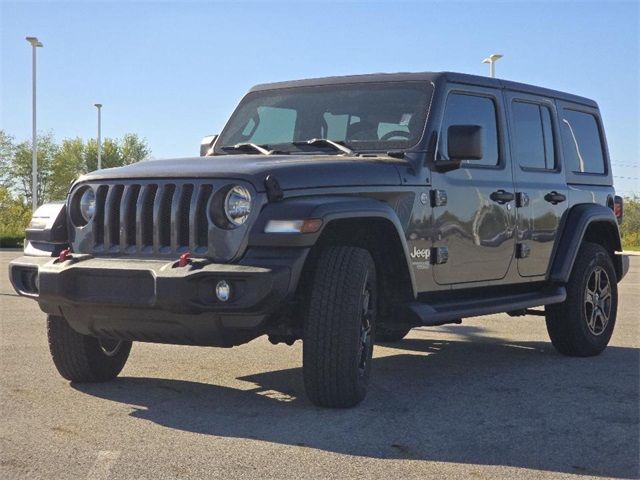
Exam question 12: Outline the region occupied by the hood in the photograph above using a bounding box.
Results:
[76,154,405,191]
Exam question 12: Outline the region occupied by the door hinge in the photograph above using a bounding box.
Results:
[431,246,449,265]
[516,192,529,208]
[430,189,447,207]
[516,243,531,259]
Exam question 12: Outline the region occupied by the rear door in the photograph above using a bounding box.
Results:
[505,92,567,277]
[431,85,516,285]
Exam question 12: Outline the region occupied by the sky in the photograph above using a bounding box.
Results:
[1,0,638,195]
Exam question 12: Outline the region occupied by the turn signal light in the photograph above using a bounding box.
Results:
[264,218,323,234]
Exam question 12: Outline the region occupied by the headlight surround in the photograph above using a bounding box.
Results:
[79,188,96,222]
[223,185,252,226]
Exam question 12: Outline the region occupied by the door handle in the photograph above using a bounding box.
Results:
[490,190,515,204]
[544,191,566,205]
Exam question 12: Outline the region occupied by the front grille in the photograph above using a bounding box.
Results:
[88,181,215,255]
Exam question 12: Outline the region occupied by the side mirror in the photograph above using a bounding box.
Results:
[200,134,219,156]
[447,125,483,161]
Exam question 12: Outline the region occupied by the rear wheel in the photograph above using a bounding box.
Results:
[545,242,617,357]
[47,315,132,382]
[303,246,376,408]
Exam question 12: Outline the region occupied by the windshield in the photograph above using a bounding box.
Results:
[215,81,433,155]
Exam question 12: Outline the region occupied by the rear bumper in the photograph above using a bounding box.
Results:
[9,249,308,347]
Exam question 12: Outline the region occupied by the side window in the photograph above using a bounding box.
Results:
[249,106,297,145]
[440,93,499,166]
[512,101,556,170]
[560,109,606,174]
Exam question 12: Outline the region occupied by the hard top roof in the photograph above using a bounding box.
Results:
[249,71,597,108]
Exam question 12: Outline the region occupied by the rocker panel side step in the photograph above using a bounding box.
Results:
[403,286,566,326]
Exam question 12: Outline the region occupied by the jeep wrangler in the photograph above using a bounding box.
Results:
[9,72,629,408]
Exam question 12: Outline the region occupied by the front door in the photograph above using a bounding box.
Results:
[431,86,516,285]
[505,92,568,277]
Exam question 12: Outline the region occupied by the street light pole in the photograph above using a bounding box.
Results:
[94,104,102,170]
[482,53,503,78]
[26,36,43,211]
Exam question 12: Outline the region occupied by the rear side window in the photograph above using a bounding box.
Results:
[439,93,499,166]
[511,101,556,170]
[560,109,606,174]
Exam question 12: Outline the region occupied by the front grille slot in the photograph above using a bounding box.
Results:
[172,184,194,252]
[191,184,213,253]
[154,184,176,253]
[120,184,140,252]
[93,185,109,251]
[137,184,158,252]
[86,181,216,257]
[104,185,124,250]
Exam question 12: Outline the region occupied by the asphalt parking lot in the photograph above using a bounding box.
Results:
[1,251,638,479]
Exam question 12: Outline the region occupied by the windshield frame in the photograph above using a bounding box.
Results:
[214,80,434,156]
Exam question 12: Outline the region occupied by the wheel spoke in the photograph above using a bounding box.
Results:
[585,291,595,305]
[583,265,613,336]
[588,308,597,330]
[596,310,606,333]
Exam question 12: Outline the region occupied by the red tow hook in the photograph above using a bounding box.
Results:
[178,252,192,268]
[57,248,72,263]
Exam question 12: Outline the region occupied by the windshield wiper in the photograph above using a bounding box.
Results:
[221,143,273,155]
[293,138,357,156]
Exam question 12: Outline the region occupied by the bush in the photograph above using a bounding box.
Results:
[621,195,640,251]
[0,236,24,248]
[0,187,31,248]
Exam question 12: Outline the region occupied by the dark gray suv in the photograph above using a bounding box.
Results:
[9,72,629,407]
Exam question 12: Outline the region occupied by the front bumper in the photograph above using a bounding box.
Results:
[9,249,307,347]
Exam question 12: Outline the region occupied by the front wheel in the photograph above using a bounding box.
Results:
[303,246,376,408]
[47,315,132,382]
[545,242,618,357]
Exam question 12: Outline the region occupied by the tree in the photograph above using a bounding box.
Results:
[85,134,149,171]
[85,138,121,171]
[0,186,31,239]
[0,130,16,180]
[1,132,58,206]
[120,133,150,165]
[51,134,150,199]
[0,131,151,205]
[49,138,87,201]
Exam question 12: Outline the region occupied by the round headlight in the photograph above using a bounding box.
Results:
[224,186,252,226]
[79,188,96,222]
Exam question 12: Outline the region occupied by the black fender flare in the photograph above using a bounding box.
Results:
[549,204,624,283]
[248,195,417,297]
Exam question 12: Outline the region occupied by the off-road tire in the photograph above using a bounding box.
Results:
[47,315,132,382]
[375,325,411,343]
[545,242,617,357]
[303,246,376,408]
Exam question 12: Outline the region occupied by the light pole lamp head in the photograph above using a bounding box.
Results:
[26,37,43,47]
[482,53,503,64]
[94,103,102,109]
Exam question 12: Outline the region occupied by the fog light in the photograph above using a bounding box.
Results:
[19,268,39,294]
[215,280,231,302]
